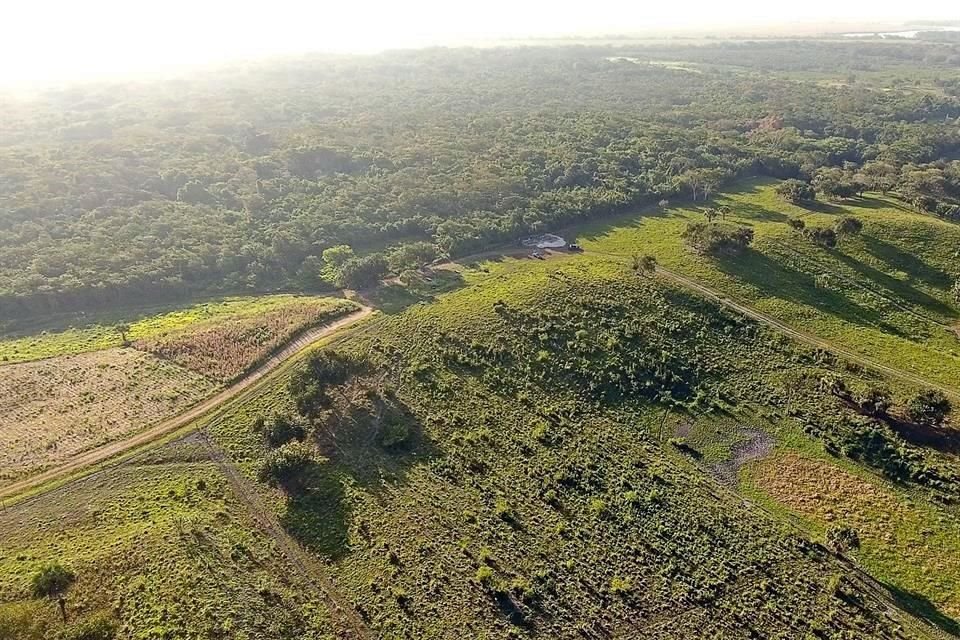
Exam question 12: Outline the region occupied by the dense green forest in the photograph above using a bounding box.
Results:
[2,40,960,319]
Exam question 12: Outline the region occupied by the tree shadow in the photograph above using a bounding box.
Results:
[333,389,441,491]
[280,387,440,559]
[883,581,960,636]
[885,417,960,455]
[798,200,847,215]
[859,236,953,292]
[831,250,956,319]
[279,463,352,560]
[711,198,791,223]
[711,248,907,336]
[849,195,915,214]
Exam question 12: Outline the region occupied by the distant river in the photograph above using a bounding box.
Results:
[843,26,960,38]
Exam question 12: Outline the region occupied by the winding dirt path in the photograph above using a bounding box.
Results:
[0,305,373,502]
[577,246,960,399]
[652,264,960,399]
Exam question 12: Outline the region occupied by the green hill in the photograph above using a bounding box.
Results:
[578,178,960,391]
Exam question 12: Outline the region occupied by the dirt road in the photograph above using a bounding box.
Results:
[652,265,960,399]
[0,305,374,501]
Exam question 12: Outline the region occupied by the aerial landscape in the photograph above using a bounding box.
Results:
[2,2,960,639]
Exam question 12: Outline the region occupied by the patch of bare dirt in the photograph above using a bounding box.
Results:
[713,429,775,485]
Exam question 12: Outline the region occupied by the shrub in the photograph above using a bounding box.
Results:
[380,418,411,449]
[31,563,75,600]
[834,216,863,240]
[475,565,495,587]
[494,498,516,523]
[610,576,633,595]
[825,526,861,554]
[906,389,952,427]
[804,226,838,248]
[261,414,307,447]
[289,350,369,418]
[257,441,321,488]
[681,222,754,256]
[857,387,892,418]
[589,498,608,518]
[775,179,816,203]
[787,217,805,231]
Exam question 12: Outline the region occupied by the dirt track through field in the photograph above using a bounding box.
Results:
[0,306,373,501]
[652,264,960,399]
[198,431,372,639]
[573,246,960,399]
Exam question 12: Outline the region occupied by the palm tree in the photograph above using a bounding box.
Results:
[31,563,75,622]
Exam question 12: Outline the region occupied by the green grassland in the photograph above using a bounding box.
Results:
[576,178,960,390]
[194,256,958,637]
[0,294,351,366]
[741,447,960,628]
[0,436,341,639]
[4,184,960,638]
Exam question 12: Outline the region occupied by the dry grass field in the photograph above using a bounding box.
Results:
[133,298,358,382]
[0,348,216,485]
[747,452,960,620]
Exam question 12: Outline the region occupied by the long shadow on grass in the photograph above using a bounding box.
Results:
[333,389,441,491]
[850,196,917,214]
[797,200,847,215]
[859,236,953,292]
[883,581,960,636]
[831,250,956,320]
[711,248,907,337]
[365,269,466,315]
[281,390,440,559]
[280,464,352,560]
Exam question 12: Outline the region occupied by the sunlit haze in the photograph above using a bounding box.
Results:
[2,0,959,86]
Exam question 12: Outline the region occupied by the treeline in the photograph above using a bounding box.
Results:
[2,42,960,319]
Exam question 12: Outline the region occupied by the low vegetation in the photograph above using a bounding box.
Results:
[746,453,960,624]
[133,297,357,381]
[0,348,215,486]
[3,37,960,638]
[0,294,352,366]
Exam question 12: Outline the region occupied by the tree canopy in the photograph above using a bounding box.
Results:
[2,43,960,321]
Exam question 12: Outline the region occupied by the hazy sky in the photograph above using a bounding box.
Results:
[2,0,957,86]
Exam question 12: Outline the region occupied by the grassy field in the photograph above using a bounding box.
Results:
[134,297,358,381]
[744,451,960,626]
[195,256,957,637]
[3,184,959,638]
[575,178,960,390]
[0,436,341,638]
[0,294,354,366]
[0,348,216,486]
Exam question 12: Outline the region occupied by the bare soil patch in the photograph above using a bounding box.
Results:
[712,429,775,485]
